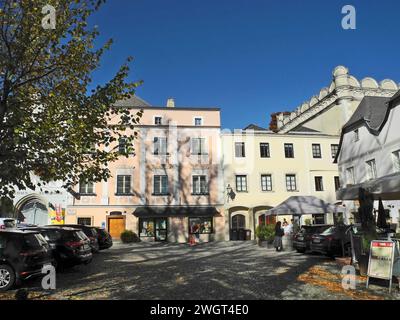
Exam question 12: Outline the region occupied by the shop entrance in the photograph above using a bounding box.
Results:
[154,218,167,241]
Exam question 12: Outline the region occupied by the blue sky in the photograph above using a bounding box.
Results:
[89,0,400,129]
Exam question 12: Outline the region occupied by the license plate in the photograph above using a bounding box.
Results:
[313,239,321,243]
[297,237,304,241]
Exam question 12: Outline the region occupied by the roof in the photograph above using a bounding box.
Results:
[289,125,320,133]
[243,124,268,131]
[389,89,400,105]
[343,96,391,132]
[113,95,151,107]
[133,206,220,218]
[266,196,344,216]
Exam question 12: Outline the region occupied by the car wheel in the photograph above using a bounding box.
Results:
[0,264,16,291]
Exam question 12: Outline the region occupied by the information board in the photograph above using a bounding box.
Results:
[367,240,395,280]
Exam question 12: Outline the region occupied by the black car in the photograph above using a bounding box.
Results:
[0,230,53,291]
[94,227,113,250]
[310,225,353,257]
[49,225,100,253]
[293,224,332,253]
[37,227,93,268]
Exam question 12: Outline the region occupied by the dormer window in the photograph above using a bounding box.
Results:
[354,129,359,142]
[194,117,202,126]
[154,116,162,125]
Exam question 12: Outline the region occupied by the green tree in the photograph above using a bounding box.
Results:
[0,0,142,200]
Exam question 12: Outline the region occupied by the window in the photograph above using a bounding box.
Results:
[261,174,272,191]
[312,144,322,158]
[77,217,92,226]
[392,150,400,172]
[260,143,270,158]
[314,176,324,191]
[116,175,131,194]
[354,129,359,142]
[153,175,169,195]
[235,175,247,192]
[194,117,202,126]
[334,176,341,191]
[284,143,294,158]
[191,138,207,155]
[235,142,245,157]
[189,217,213,234]
[153,137,167,155]
[154,116,162,125]
[313,214,325,225]
[286,174,297,191]
[346,167,355,185]
[118,138,129,154]
[79,182,94,194]
[139,218,154,237]
[331,144,339,159]
[366,159,377,180]
[192,175,208,195]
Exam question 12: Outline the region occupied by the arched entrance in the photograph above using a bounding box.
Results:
[228,206,250,241]
[15,195,49,226]
[232,214,245,230]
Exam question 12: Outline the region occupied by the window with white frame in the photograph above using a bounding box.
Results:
[235,142,245,157]
[116,175,131,194]
[79,182,94,194]
[235,175,247,192]
[285,174,297,191]
[392,150,400,173]
[331,144,339,159]
[154,116,162,125]
[118,137,130,154]
[192,175,208,195]
[346,167,355,185]
[153,137,167,155]
[153,175,169,195]
[194,117,202,126]
[261,174,272,191]
[312,144,322,158]
[191,138,207,155]
[366,159,377,180]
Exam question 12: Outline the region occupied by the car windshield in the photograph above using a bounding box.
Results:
[24,233,48,249]
[76,230,89,241]
[321,226,336,235]
[42,230,61,242]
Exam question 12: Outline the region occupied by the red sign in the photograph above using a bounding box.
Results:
[372,242,393,248]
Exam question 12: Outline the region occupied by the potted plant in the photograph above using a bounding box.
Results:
[255,225,266,246]
[255,225,275,248]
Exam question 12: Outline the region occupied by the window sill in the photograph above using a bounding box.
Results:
[153,153,170,156]
[78,193,97,197]
[152,193,170,196]
[192,193,210,196]
[261,190,274,193]
[115,193,135,196]
[236,191,248,193]
[286,190,299,192]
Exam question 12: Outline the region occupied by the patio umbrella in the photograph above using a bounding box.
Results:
[376,197,388,230]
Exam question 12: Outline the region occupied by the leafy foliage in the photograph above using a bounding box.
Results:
[0,0,143,199]
[255,224,275,243]
[120,230,140,243]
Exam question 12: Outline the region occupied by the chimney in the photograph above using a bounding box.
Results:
[166,98,175,108]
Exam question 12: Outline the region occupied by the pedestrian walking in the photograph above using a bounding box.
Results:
[273,221,284,252]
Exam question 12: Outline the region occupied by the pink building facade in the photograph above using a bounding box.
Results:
[65,97,225,242]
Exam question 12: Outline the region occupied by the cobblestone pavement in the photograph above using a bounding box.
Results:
[1,241,399,300]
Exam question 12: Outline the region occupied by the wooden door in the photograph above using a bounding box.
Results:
[108,217,125,239]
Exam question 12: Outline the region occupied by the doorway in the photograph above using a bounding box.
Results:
[230,214,247,241]
[107,216,126,239]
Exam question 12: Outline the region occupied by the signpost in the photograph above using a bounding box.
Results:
[366,240,395,293]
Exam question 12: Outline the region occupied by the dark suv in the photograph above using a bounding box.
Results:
[59,225,100,253]
[0,230,53,291]
[293,225,332,253]
[95,227,113,250]
[37,227,93,268]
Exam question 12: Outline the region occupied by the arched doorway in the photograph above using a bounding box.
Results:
[15,195,49,226]
[230,213,247,241]
[232,214,245,229]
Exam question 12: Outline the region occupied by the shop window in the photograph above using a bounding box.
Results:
[189,217,213,234]
[139,218,155,237]
[77,217,92,226]
[313,214,325,225]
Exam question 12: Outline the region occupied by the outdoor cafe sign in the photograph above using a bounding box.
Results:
[366,240,396,292]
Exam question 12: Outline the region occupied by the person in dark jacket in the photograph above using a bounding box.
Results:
[273,221,284,252]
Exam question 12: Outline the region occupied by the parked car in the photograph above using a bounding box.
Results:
[310,225,353,257]
[0,218,17,230]
[0,229,53,291]
[48,225,100,253]
[21,226,93,269]
[293,224,332,253]
[94,227,113,250]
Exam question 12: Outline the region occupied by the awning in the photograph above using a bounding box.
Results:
[133,206,220,218]
[266,196,345,216]
[336,172,400,201]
